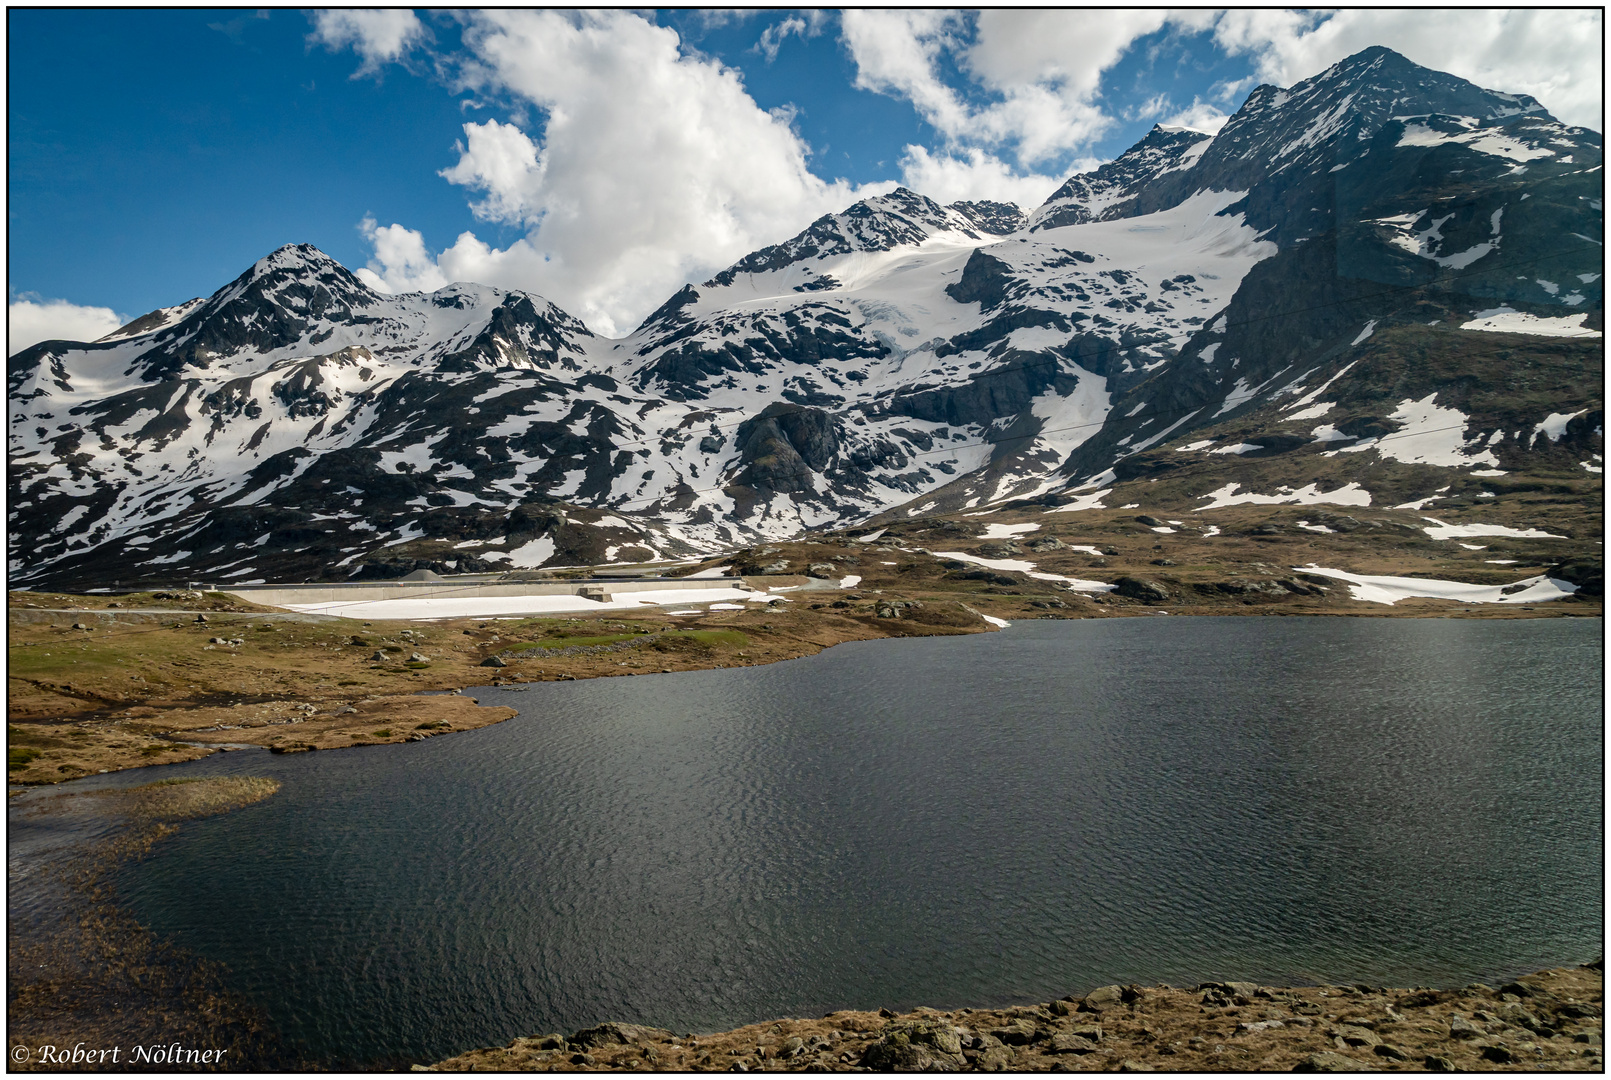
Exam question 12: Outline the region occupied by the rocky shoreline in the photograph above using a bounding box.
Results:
[424,963,1603,1073]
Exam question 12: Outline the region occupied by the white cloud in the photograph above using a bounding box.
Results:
[1130,93,1171,122]
[755,12,827,62]
[438,119,543,224]
[691,11,756,33]
[841,10,1181,165]
[898,146,1066,211]
[359,10,883,336]
[309,9,428,76]
[1208,75,1259,105]
[840,11,973,140]
[1215,9,1604,129]
[965,10,1170,100]
[354,218,448,294]
[1160,100,1231,136]
[9,297,128,355]
[757,16,806,62]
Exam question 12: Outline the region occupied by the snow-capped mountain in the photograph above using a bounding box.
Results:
[9,47,1602,590]
[1029,125,1213,231]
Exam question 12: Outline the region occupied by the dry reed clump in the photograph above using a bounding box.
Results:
[9,777,301,1071]
[111,776,281,826]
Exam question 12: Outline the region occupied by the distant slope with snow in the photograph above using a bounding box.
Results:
[7,47,1601,590]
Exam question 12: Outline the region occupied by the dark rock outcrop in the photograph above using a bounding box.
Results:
[732,403,839,493]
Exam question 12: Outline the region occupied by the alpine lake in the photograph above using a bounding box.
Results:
[12,616,1602,1068]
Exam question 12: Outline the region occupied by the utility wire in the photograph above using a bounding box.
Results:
[538,241,1598,451]
[606,415,1531,512]
[240,409,1533,613]
[594,239,1598,510]
[79,240,1595,586]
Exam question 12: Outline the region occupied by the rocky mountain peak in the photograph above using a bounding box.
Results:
[251,241,352,275]
[1029,124,1213,231]
[233,242,377,309]
[701,185,1026,292]
[1307,45,1548,120]
[1097,46,1571,249]
[948,198,1028,236]
[1211,45,1554,168]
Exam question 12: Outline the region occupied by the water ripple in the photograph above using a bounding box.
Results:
[13,616,1596,1067]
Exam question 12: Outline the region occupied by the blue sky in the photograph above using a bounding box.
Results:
[9,9,1602,346]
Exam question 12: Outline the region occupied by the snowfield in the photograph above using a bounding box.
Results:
[1194,482,1373,510]
[1459,308,1602,337]
[933,549,1117,592]
[1297,565,1579,605]
[279,586,761,621]
[1418,517,1568,541]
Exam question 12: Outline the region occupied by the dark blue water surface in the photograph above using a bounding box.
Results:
[18,617,1602,1066]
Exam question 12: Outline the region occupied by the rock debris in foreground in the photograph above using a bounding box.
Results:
[423,963,1601,1072]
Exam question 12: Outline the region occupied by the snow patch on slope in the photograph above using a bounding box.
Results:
[1418,518,1567,541]
[1195,482,1372,510]
[1460,308,1601,337]
[1298,565,1577,605]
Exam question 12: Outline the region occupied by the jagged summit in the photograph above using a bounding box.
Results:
[1112,46,1570,248]
[1307,45,1548,117]
[1029,124,1213,231]
[701,186,1027,292]
[1029,47,1563,247]
[251,242,353,274]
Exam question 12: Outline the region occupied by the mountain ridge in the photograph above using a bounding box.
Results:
[9,46,1601,591]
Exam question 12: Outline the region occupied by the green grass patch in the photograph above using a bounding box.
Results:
[511,628,748,653]
[8,725,71,750]
[669,629,748,647]
[512,633,638,651]
[371,729,393,738]
[8,746,42,770]
[6,640,133,680]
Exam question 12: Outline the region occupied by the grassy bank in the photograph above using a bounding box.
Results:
[8,504,1600,785]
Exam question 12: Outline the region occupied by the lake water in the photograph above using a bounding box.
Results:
[24,617,1602,1067]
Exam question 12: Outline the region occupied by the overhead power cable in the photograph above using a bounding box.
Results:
[520,241,1599,451]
